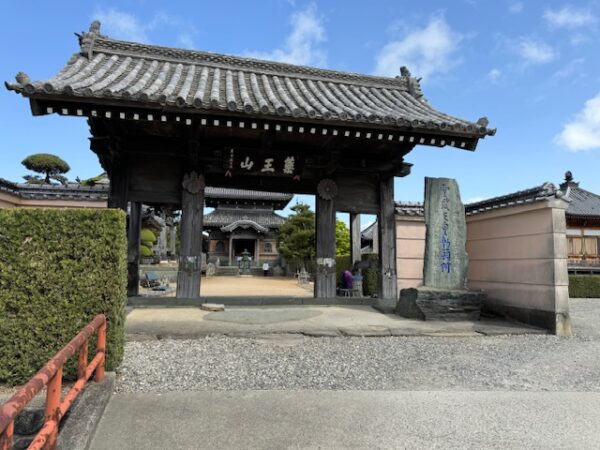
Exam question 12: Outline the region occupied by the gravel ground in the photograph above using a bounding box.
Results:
[116,299,600,393]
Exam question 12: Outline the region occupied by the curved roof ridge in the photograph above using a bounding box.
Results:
[79,22,416,91]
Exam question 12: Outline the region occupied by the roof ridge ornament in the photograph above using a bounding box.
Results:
[397,66,423,99]
[78,21,103,59]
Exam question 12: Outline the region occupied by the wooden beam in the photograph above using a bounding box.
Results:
[378,175,397,300]
[176,172,205,298]
[127,201,142,296]
[315,180,337,298]
[350,213,361,268]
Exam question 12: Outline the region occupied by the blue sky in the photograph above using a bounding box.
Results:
[2,0,600,215]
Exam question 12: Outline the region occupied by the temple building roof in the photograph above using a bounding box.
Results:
[559,172,600,220]
[395,201,425,217]
[204,188,292,209]
[6,21,495,151]
[465,183,564,216]
[204,208,287,229]
[0,177,293,208]
[0,178,108,202]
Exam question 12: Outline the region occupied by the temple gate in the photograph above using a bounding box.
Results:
[6,21,494,300]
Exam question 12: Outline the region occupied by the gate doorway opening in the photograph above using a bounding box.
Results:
[233,239,255,261]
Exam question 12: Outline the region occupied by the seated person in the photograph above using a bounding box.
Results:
[341,269,353,289]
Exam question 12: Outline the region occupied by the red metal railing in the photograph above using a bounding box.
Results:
[0,314,107,450]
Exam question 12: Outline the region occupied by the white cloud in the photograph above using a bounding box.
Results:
[509,2,524,14]
[246,4,326,66]
[93,8,198,48]
[93,8,148,42]
[487,68,502,82]
[544,5,596,28]
[556,92,600,151]
[514,38,556,64]
[374,16,462,80]
[553,58,585,80]
[570,33,588,46]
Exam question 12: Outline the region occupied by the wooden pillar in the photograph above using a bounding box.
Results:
[158,210,168,259]
[350,213,361,268]
[254,239,259,266]
[378,175,397,300]
[372,221,379,254]
[315,179,337,298]
[169,224,177,258]
[228,235,233,265]
[176,172,205,298]
[107,165,128,211]
[127,201,142,296]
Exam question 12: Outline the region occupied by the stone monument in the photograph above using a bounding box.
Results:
[395,177,485,320]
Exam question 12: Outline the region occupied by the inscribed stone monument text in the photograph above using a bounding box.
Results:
[422,177,468,289]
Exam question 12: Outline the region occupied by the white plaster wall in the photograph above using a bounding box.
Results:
[0,190,107,209]
[466,199,570,335]
[0,192,18,207]
[395,217,426,289]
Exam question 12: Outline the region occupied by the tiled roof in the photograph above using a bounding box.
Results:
[5,22,495,150]
[361,221,377,240]
[0,178,109,201]
[205,187,292,202]
[560,183,600,219]
[204,208,286,228]
[465,182,563,216]
[395,201,424,217]
[0,178,292,206]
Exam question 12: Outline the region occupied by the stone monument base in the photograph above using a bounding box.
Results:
[395,287,485,321]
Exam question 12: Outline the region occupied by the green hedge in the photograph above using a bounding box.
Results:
[0,208,127,385]
[569,275,600,298]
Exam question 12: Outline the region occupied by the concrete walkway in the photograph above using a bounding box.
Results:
[89,391,600,450]
[125,305,546,339]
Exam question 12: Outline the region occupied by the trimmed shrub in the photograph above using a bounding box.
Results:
[361,253,380,297]
[0,208,127,385]
[569,275,600,298]
[140,229,156,243]
[140,245,153,257]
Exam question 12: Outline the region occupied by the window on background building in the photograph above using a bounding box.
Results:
[264,242,273,253]
[216,241,225,253]
[568,237,582,256]
[583,229,600,259]
[584,237,598,256]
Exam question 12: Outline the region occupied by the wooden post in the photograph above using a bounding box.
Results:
[372,220,379,254]
[107,165,128,211]
[350,213,361,268]
[254,239,259,266]
[169,224,177,259]
[228,235,233,265]
[315,179,337,298]
[127,201,142,297]
[378,175,397,300]
[158,210,168,260]
[176,172,205,298]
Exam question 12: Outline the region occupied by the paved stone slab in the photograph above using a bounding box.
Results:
[89,391,600,450]
[124,306,546,339]
[201,303,225,311]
